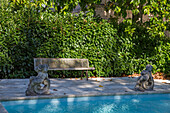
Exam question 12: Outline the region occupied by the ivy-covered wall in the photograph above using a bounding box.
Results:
[0,4,169,79]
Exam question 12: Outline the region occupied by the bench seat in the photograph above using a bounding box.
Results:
[48,67,95,71]
[34,58,95,80]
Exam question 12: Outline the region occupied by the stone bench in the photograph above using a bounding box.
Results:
[34,58,95,80]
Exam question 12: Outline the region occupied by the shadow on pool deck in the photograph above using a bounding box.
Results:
[0,77,170,101]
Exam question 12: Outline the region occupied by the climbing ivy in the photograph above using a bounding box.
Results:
[0,0,169,78]
[105,0,170,37]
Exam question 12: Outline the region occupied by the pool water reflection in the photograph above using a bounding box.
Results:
[1,93,170,113]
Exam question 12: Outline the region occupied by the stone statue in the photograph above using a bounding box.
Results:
[134,64,154,91]
[25,64,50,96]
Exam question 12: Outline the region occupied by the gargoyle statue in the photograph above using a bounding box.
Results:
[25,64,50,96]
[134,64,154,91]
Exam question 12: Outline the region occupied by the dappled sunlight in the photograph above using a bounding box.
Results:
[66,98,75,107]
[131,99,140,103]
[49,99,60,105]
[67,97,75,103]
[28,100,38,105]
[114,96,121,100]
[78,85,94,88]
[94,103,116,113]
[114,96,121,103]
[38,99,61,113]
[1,94,170,113]
[75,97,89,102]
[121,104,130,111]
[13,100,25,104]
[50,84,60,87]
[0,78,170,102]
[93,103,130,113]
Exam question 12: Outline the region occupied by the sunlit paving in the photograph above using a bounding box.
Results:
[1,77,170,113]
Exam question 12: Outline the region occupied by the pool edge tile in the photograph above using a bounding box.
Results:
[0,91,170,101]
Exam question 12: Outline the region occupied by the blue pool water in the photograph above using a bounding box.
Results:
[1,93,170,113]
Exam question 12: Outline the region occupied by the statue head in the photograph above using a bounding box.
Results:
[146,64,153,72]
[35,64,49,73]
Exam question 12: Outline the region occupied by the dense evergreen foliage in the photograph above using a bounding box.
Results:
[0,1,169,78]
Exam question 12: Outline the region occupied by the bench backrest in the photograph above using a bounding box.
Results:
[34,58,89,70]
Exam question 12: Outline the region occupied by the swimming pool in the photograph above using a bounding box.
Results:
[1,93,170,113]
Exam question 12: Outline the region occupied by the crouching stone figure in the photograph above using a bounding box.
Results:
[25,64,50,96]
[135,64,154,91]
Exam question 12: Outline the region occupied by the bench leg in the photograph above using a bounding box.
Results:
[81,71,84,80]
[86,71,88,81]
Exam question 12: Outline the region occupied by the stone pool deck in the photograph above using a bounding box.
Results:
[0,77,170,101]
[0,77,170,112]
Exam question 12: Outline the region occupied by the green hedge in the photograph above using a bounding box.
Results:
[112,23,170,75]
[114,38,170,75]
[0,6,118,78]
[0,5,169,78]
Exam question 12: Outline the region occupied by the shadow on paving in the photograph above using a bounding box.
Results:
[0,78,170,101]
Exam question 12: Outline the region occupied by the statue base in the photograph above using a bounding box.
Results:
[25,77,50,96]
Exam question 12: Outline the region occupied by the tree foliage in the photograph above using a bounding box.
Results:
[105,0,170,37]
[0,0,169,79]
[9,0,102,13]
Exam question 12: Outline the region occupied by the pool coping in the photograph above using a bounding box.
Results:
[1,90,170,101]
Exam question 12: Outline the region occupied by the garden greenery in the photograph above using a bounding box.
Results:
[0,1,169,78]
[105,0,170,38]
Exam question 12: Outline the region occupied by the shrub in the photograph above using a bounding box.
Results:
[111,22,170,75]
[0,3,169,78]
[0,5,118,78]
